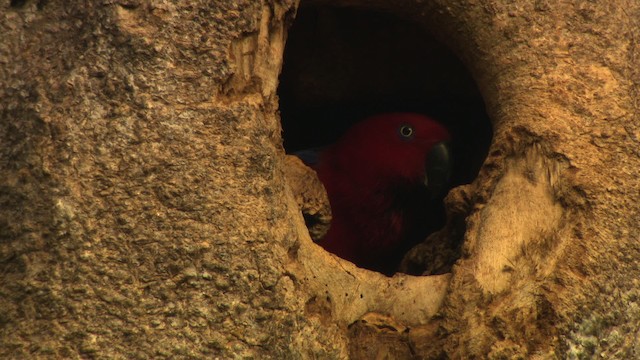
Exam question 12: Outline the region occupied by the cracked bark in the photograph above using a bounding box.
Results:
[1,0,639,358]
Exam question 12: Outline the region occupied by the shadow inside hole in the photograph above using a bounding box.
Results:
[10,0,28,8]
[280,5,492,275]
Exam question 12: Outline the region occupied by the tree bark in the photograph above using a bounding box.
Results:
[1,0,639,359]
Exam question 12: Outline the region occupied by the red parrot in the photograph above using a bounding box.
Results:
[297,113,452,275]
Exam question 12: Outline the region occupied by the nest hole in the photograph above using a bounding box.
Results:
[279,5,492,275]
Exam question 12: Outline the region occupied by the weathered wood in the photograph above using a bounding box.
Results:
[1,0,639,358]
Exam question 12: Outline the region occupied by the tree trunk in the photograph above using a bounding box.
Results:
[1,0,638,359]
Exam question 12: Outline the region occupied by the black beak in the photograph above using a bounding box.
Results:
[425,142,452,198]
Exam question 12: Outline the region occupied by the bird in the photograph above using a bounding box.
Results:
[295,113,452,275]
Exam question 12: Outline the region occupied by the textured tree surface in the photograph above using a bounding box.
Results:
[1,0,639,359]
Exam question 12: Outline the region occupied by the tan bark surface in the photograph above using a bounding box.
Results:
[1,1,308,358]
[1,0,639,359]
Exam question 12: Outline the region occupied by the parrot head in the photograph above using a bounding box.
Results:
[330,112,452,197]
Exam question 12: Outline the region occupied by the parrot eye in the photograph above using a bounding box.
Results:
[398,124,414,139]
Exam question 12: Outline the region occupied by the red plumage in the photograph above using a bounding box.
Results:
[308,113,451,275]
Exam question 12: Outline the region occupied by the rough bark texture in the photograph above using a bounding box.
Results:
[1,1,639,359]
[1,1,305,358]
